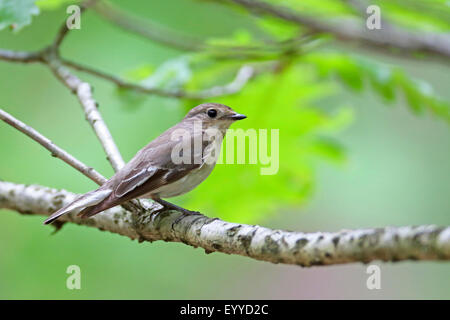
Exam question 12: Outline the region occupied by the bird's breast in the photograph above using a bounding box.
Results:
[151,162,216,198]
[144,139,222,199]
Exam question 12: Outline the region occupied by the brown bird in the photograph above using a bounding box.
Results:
[44,103,246,224]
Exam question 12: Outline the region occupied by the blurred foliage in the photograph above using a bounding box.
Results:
[0,0,449,300]
[303,52,450,121]
[2,0,448,222]
[186,64,352,221]
[0,0,39,31]
[36,0,79,9]
[375,0,450,31]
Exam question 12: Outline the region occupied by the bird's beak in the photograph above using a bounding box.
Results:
[229,113,247,120]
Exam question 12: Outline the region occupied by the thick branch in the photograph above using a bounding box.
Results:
[0,109,106,185]
[228,0,450,59]
[1,181,449,267]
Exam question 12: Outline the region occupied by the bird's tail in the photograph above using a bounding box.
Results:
[44,188,112,225]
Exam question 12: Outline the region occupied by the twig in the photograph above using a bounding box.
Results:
[0,108,106,185]
[91,0,309,60]
[61,58,192,98]
[1,181,449,267]
[42,50,125,171]
[193,65,255,98]
[0,49,42,63]
[62,58,256,99]
[0,47,257,100]
[0,12,126,173]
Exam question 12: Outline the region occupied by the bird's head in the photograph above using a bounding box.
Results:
[183,103,246,129]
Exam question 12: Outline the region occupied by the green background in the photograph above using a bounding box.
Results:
[0,0,449,299]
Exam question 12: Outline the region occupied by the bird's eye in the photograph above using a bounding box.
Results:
[207,109,217,118]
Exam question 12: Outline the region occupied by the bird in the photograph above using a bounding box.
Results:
[44,103,246,225]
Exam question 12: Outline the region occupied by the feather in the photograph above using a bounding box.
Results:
[43,189,112,224]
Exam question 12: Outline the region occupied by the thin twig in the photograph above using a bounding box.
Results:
[44,4,126,172]
[0,108,106,185]
[62,58,256,99]
[44,53,125,171]
[91,0,309,60]
[0,49,42,63]
[61,58,192,98]
[193,65,255,98]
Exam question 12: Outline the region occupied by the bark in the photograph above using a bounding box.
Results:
[1,181,449,267]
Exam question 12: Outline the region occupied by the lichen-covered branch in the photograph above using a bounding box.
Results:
[1,181,449,267]
[0,108,106,185]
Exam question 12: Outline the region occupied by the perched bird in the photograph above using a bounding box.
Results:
[44,103,246,224]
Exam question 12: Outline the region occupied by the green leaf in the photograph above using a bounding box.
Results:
[36,0,79,10]
[304,52,450,122]
[115,87,148,111]
[139,56,192,90]
[375,0,450,31]
[122,64,155,82]
[304,53,364,90]
[0,0,40,31]
[307,136,347,164]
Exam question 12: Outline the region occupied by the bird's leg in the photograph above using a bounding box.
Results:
[151,198,202,230]
[152,198,201,216]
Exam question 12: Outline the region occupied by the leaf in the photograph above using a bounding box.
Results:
[123,64,155,81]
[115,87,148,111]
[140,56,192,91]
[207,30,256,47]
[36,0,79,10]
[307,136,347,164]
[304,52,450,122]
[0,0,40,31]
[367,65,396,102]
[304,53,364,91]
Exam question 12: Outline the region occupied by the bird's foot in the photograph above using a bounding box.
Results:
[151,198,202,228]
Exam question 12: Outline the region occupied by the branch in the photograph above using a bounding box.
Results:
[0,47,256,100]
[227,0,450,60]
[0,49,42,63]
[43,51,125,171]
[62,59,256,99]
[0,25,126,173]
[0,108,106,185]
[1,181,449,267]
[91,1,310,60]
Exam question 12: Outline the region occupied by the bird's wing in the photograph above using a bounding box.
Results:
[45,121,207,224]
[115,166,158,198]
[113,132,204,199]
[77,133,204,218]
